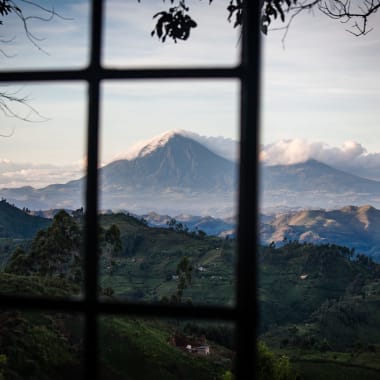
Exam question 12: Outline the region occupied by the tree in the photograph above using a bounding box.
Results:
[5,210,82,281]
[149,0,380,43]
[176,256,192,301]
[256,341,296,380]
[104,224,122,256]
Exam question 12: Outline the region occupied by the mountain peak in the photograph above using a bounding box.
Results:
[112,130,192,162]
[110,129,238,163]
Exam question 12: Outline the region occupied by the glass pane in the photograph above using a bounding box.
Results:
[0,309,83,379]
[0,82,86,298]
[103,0,241,68]
[0,0,90,71]
[98,80,239,306]
[260,8,380,380]
[98,316,235,380]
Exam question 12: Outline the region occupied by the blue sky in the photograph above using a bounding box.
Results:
[0,0,379,187]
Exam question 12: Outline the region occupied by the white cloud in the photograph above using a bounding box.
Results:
[0,160,83,188]
[261,139,380,180]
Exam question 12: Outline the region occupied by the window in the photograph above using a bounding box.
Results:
[0,2,260,379]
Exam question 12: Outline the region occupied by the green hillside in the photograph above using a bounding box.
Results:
[99,317,233,380]
[0,199,51,239]
[0,273,82,379]
[0,200,52,268]
[259,242,380,378]
[2,207,380,378]
[0,272,234,380]
[99,212,235,306]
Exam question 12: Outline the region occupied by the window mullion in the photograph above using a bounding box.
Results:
[236,1,261,379]
[84,1,104,380]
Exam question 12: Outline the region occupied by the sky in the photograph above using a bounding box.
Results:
[0,0,379,187]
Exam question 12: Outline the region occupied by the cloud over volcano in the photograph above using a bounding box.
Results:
[261,139,380,180]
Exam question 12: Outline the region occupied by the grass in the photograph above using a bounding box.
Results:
[98,316,233,380]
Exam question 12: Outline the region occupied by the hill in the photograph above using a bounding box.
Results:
[260,205,380,261]
[99,212,235,305]
[258,241,380,378]
[0,272,233,380]
[141,211,236,237]
[3,207,380,378]
[0,199,50,238]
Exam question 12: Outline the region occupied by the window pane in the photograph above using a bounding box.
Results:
[0,82,87,297]
[0,309,84,379]
[98,316,235,380]
[260,9,380,380]
[0,1,90,71]
[98,80,239,306]
[103,1,241,68]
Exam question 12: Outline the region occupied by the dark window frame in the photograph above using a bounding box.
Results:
[0,2,260,379]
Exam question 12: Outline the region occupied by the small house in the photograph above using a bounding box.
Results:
[193,345,210,356]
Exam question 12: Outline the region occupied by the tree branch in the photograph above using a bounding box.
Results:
[0,1,68,122]
[0,88,49,123]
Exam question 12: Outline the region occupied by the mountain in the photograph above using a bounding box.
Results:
[4,131,380,215]
[113,129,238,162]
[261,159,380,210]
[141,211,236,237]
[99,131,236,192]
[0,131,237,217]
[261,205,380,261]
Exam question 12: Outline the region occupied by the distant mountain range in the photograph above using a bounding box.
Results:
[140,211,236,238]
[260,205,380,261]
[261,159,380,211]
[3,194,380,261]
[143,205,380,261]
[2,130,380,215]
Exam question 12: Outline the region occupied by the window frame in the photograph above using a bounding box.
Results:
[0,2,260,379]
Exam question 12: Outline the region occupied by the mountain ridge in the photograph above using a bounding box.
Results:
[0,131,237,216]
[261,204,380,260]
[2,131,380,214]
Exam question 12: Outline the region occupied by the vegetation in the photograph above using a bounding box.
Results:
[2,204,380,378]
[0,199,50,239]
[4,210,82,283]
[259,240,380,378]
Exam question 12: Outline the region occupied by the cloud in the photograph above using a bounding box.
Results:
[261,139,380,180]
[180,130,239,162]
[0,160,83,189]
